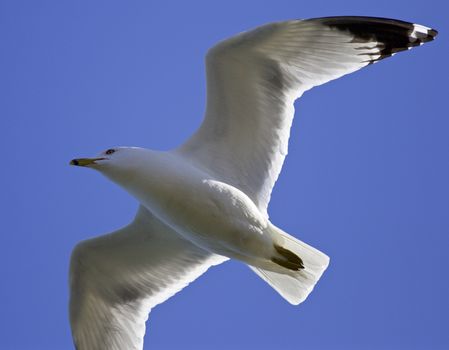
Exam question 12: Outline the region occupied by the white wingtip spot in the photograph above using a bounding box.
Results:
[410,23,431,39]
[413,23,431,33]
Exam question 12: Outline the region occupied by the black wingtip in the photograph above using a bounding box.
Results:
[313,16,438,64]
[426,28,438,41]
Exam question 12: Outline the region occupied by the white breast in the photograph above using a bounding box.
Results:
[123,152,272,258]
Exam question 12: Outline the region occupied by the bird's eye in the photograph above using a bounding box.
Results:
[105,149,116,155]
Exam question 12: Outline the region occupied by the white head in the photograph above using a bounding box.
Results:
[70,147,148,183]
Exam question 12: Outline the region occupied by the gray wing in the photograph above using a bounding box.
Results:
[69,206,227,350]
[178,16,437,216]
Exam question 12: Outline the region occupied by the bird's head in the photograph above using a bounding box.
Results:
[70,147,146,182]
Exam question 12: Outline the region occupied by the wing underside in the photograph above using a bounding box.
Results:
[178,16,437,215]
[69,206,227,350]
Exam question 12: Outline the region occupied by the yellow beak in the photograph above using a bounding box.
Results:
[70,158,105,166]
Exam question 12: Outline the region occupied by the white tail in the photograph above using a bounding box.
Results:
[250,227,330,305]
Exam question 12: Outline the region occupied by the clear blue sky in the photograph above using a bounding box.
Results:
[1,1,448,349]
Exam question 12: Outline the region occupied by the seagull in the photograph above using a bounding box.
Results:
[69,16,437,350]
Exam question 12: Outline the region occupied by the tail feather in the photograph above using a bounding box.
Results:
[250,226,329,305]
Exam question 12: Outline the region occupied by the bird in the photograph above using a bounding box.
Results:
[69,16,437,350]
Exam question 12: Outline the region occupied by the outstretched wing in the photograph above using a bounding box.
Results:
[178,16,437,216]
[69,206,227,350]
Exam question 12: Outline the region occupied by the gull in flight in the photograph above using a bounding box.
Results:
[69,16,437,350]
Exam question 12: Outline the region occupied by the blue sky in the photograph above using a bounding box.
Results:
[1,1,448,349]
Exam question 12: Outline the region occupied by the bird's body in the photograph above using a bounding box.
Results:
[69,16,437,350]
[105,148,274,265]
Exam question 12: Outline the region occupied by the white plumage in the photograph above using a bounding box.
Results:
[70,206,227,350]
[69,16,437,350]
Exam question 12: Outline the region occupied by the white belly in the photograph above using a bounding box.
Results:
[126,152,274,261]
